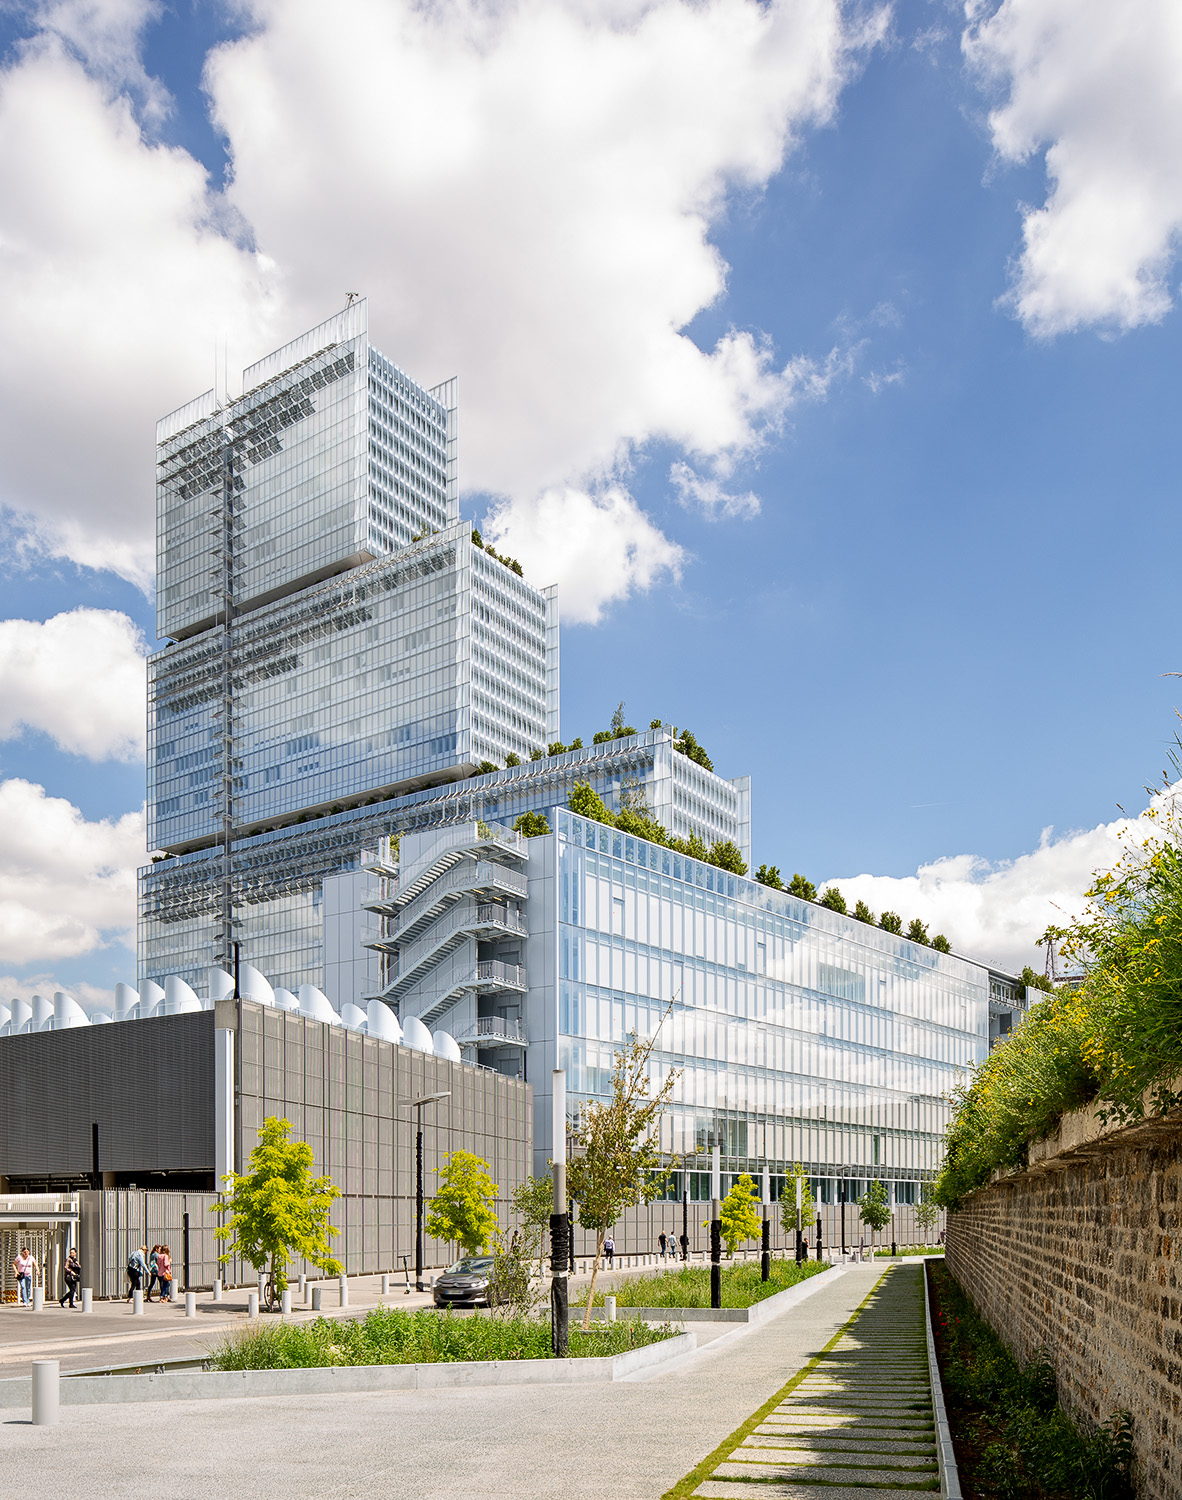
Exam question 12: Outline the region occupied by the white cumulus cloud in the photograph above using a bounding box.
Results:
[669,461,761,520]
[966,0,1182,336]
[0,608,147,761]
[486,484,685,625]
[824,803,1157,973]
[0,779,143,965]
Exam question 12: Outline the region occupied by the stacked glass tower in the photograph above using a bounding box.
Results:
[141,304,749,995]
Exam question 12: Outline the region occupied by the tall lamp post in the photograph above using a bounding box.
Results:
[551,1070,569,1358]
[410,1091,450,1292]
[710,1141,722,1310]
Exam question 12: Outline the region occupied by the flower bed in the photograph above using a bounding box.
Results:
[927,1260,1132,1499]
[210,1307,674,1370]
[574,1256,824,1310]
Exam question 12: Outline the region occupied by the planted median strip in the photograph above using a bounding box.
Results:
[576,1258,826,1311]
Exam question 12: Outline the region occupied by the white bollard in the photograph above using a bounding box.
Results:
[605,1296,617,1323]
[31,1361,59,1426]
[247,1291,258,1318]
[338,1275,348,1308]
[31,1287,43,1312]
[185,1291,196,1318]
[80,1288,92,1313]
[311,1287,323,1312]
[298,1274,306,1303]
[212,1278,222,1302]
[131,1289,144,1316]
[281,1288,291,1315]
[381,1274,390,1296]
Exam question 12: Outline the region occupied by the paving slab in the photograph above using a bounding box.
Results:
[0,1263,886,1499]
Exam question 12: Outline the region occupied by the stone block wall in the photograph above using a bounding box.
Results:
[946,1104,1182,1500]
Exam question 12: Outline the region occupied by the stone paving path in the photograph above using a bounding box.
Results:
[674,1263,939,1498]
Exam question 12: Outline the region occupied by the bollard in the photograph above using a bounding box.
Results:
[185,1291,196,1318]
[311,1286,323,1312]
[298,1274,306,1303]
[381,1274,390,1296]
[605,1295,617,1323]
[247,1291,259,1318]
[281,1288,291,1316]
[80,1287,92,1313]
[212,1278,222,1302]
[131,1289,144,1315]
[31,1287,44,1312]
[31,1361,59,1426]
[339,1275,348,1308]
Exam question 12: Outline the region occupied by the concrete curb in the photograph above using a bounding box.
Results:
[585,1262,849,1325]
[924,1258,963,1500]
[0,1331,695,1407]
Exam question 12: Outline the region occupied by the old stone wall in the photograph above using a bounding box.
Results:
[946,1104,1182,1500]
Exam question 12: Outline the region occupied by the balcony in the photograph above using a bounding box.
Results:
[474,960,527,993]
[454,1016,528,1048]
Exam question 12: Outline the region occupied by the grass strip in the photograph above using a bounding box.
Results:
[208,1305,675,1368]
[659,1267,889,1500]
[576,1256,826,1309]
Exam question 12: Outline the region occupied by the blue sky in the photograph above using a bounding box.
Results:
[1,0,1179,999]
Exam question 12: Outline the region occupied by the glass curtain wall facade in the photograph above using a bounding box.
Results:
[147,525,558,853]
[524,810,990,1197]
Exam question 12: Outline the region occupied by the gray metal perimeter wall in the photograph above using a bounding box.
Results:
[0,1013,214,1177]
[235,999,532,1279]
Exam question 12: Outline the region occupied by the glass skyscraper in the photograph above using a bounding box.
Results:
[141,304,748,993]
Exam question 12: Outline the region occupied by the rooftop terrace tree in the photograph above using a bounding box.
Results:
[788,874,817,901]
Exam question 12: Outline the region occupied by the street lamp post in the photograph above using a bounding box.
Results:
[550,1070,569,1358]
[795,1174,803,1265]
[409,1091,450,1292]
[710,1142,722,1310]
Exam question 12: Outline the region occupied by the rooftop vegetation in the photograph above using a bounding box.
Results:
[567,780,747,876]
[470,527,524,577]
[754,867,953,955]
[934,758,1182,1210]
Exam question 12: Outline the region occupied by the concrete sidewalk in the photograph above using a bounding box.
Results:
[0,1265,885,1500]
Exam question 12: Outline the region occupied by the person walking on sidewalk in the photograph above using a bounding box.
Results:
[126,1245,148,1300]
[13,1246,35,1305]
[145,1245,160,1302]
[603,1234,614,1268]
[658,1232,668,1260]
[60,1248,82,1308]
[157,1245,173,1303]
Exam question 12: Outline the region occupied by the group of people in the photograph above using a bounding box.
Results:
[125,1244,174,1302]
[10,1245,83,1307]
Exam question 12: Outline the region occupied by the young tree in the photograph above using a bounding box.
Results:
[504,752,522,767]
[566,1025,680,1329]
[214,1116,342,1294]
[709,839,748,875]
[719,1173,762,1257]
[529,747,544,760]
[779,1163,815,1243]
[853,899,875,925]
[907,918,930,945]
[756,864,784,890]
[914,1183,942,1240]
[547,741,567,756]
[513,811,551,837]
[820,886,848,915]
[859,1180,892,1248]
[649,718,663,730]
[569,780,614,825]
[788,873,817,901]
[879,910,903,935]
[932,934,951,954]
[425,1151,499,1256]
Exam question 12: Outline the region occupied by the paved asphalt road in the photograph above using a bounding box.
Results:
[0,1264,886,1500]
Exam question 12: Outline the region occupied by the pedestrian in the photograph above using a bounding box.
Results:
[678,1231,689,1262]
[12,1246,34,1306]
[603,1234,614,1268]
[126,1244,148,1300]
[146,1245,160,1302]
[658,1232,667,1260]
[157,1245,173,1303]
[60,1247,82,1308]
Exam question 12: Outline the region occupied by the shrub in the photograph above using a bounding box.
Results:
[787,873,817,901]
[879,910,903,934]
[907,917,930,945]
[504,752,521,767]
[756,864,784,890]
[710,839,747,876]
[513,811,550,837]
[853,899,875,924]
[819,886,847,914]
[547,741,567,756]
[529,748,543,760]
[932,933,951,953]
[475,760,498,775]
